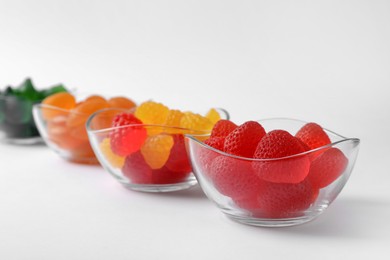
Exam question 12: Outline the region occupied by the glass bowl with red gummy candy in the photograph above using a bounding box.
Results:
[33,92,136,164]
[86,100,229,192]
[186,118,360,227]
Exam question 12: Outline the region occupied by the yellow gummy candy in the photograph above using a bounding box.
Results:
[180,112,214,133]
[135,101,169,125]
[205,108,221,125]
[141,135,174,169]
[99,138,125,168]
[164,109,185,134]
[135,101,170,135]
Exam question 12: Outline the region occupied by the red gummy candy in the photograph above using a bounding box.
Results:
[233,194,262,214]
[195,142,219,180]
[257,179,314,218]
[224,121,266,158]
[297,138,311,152]
[204,136,225,151]
[122,151,153,184]
[307,147,348,189]
[152,166,190,184]
[210,119,238,138]
[209,156,263,199]
[295,122,331,150]
[165,134,192,174]
[195,136,227,180]
[110,113,147,156]
[122,150,190,185]
[252,130,310,183]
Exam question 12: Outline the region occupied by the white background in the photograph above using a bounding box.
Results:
[1,0,389,259]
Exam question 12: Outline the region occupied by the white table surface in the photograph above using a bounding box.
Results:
[1,1,389,259]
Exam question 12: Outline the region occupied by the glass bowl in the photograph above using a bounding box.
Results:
[33,104,98,164]
[32,92,126,164]
[86,107,229,192]
[186,118,360,227]
[0,94,42,144]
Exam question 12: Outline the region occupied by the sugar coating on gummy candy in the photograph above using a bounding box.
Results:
[122,151,153,184]
[195,141,220,179]
[257,179,314,218]
[164,109,184,128]
[307,147,348,189]
[109,113,147,156]
[165,134,192,174]
[141,134,174,169]
[180,112,214,132]
[224,121,266,158]
[204,136,225,151]
[210,120,238,139]
[209,156,263,199]
[252,130,310,183]
[295,122,331,150]
[99,138,125,168]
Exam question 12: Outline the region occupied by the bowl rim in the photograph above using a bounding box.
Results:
[33,103,91,117]
[85,107,230,134]
[185,117,360,162]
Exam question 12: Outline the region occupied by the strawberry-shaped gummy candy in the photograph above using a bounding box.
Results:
[252,130,310,183]
[224,121,266,158]
[110,113,147,156]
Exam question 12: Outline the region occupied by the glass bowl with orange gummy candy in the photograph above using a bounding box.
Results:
[33,92,136,164]
[86,100,229,192]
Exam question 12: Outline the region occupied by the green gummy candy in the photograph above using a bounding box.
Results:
[16,78,41,101]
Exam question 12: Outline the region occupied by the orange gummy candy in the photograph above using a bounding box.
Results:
[47,115,96,163]
[108,97,136,110]
[88,109,121,130]
[67,99,109,128]
[86,95,107,103]
[42,92,76,120]
[47,116,84,150]
[66,99,110,141]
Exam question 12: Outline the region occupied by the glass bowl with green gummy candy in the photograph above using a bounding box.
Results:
[0,78,68,144]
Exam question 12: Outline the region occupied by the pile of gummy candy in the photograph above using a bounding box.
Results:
[0,78,351,220]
